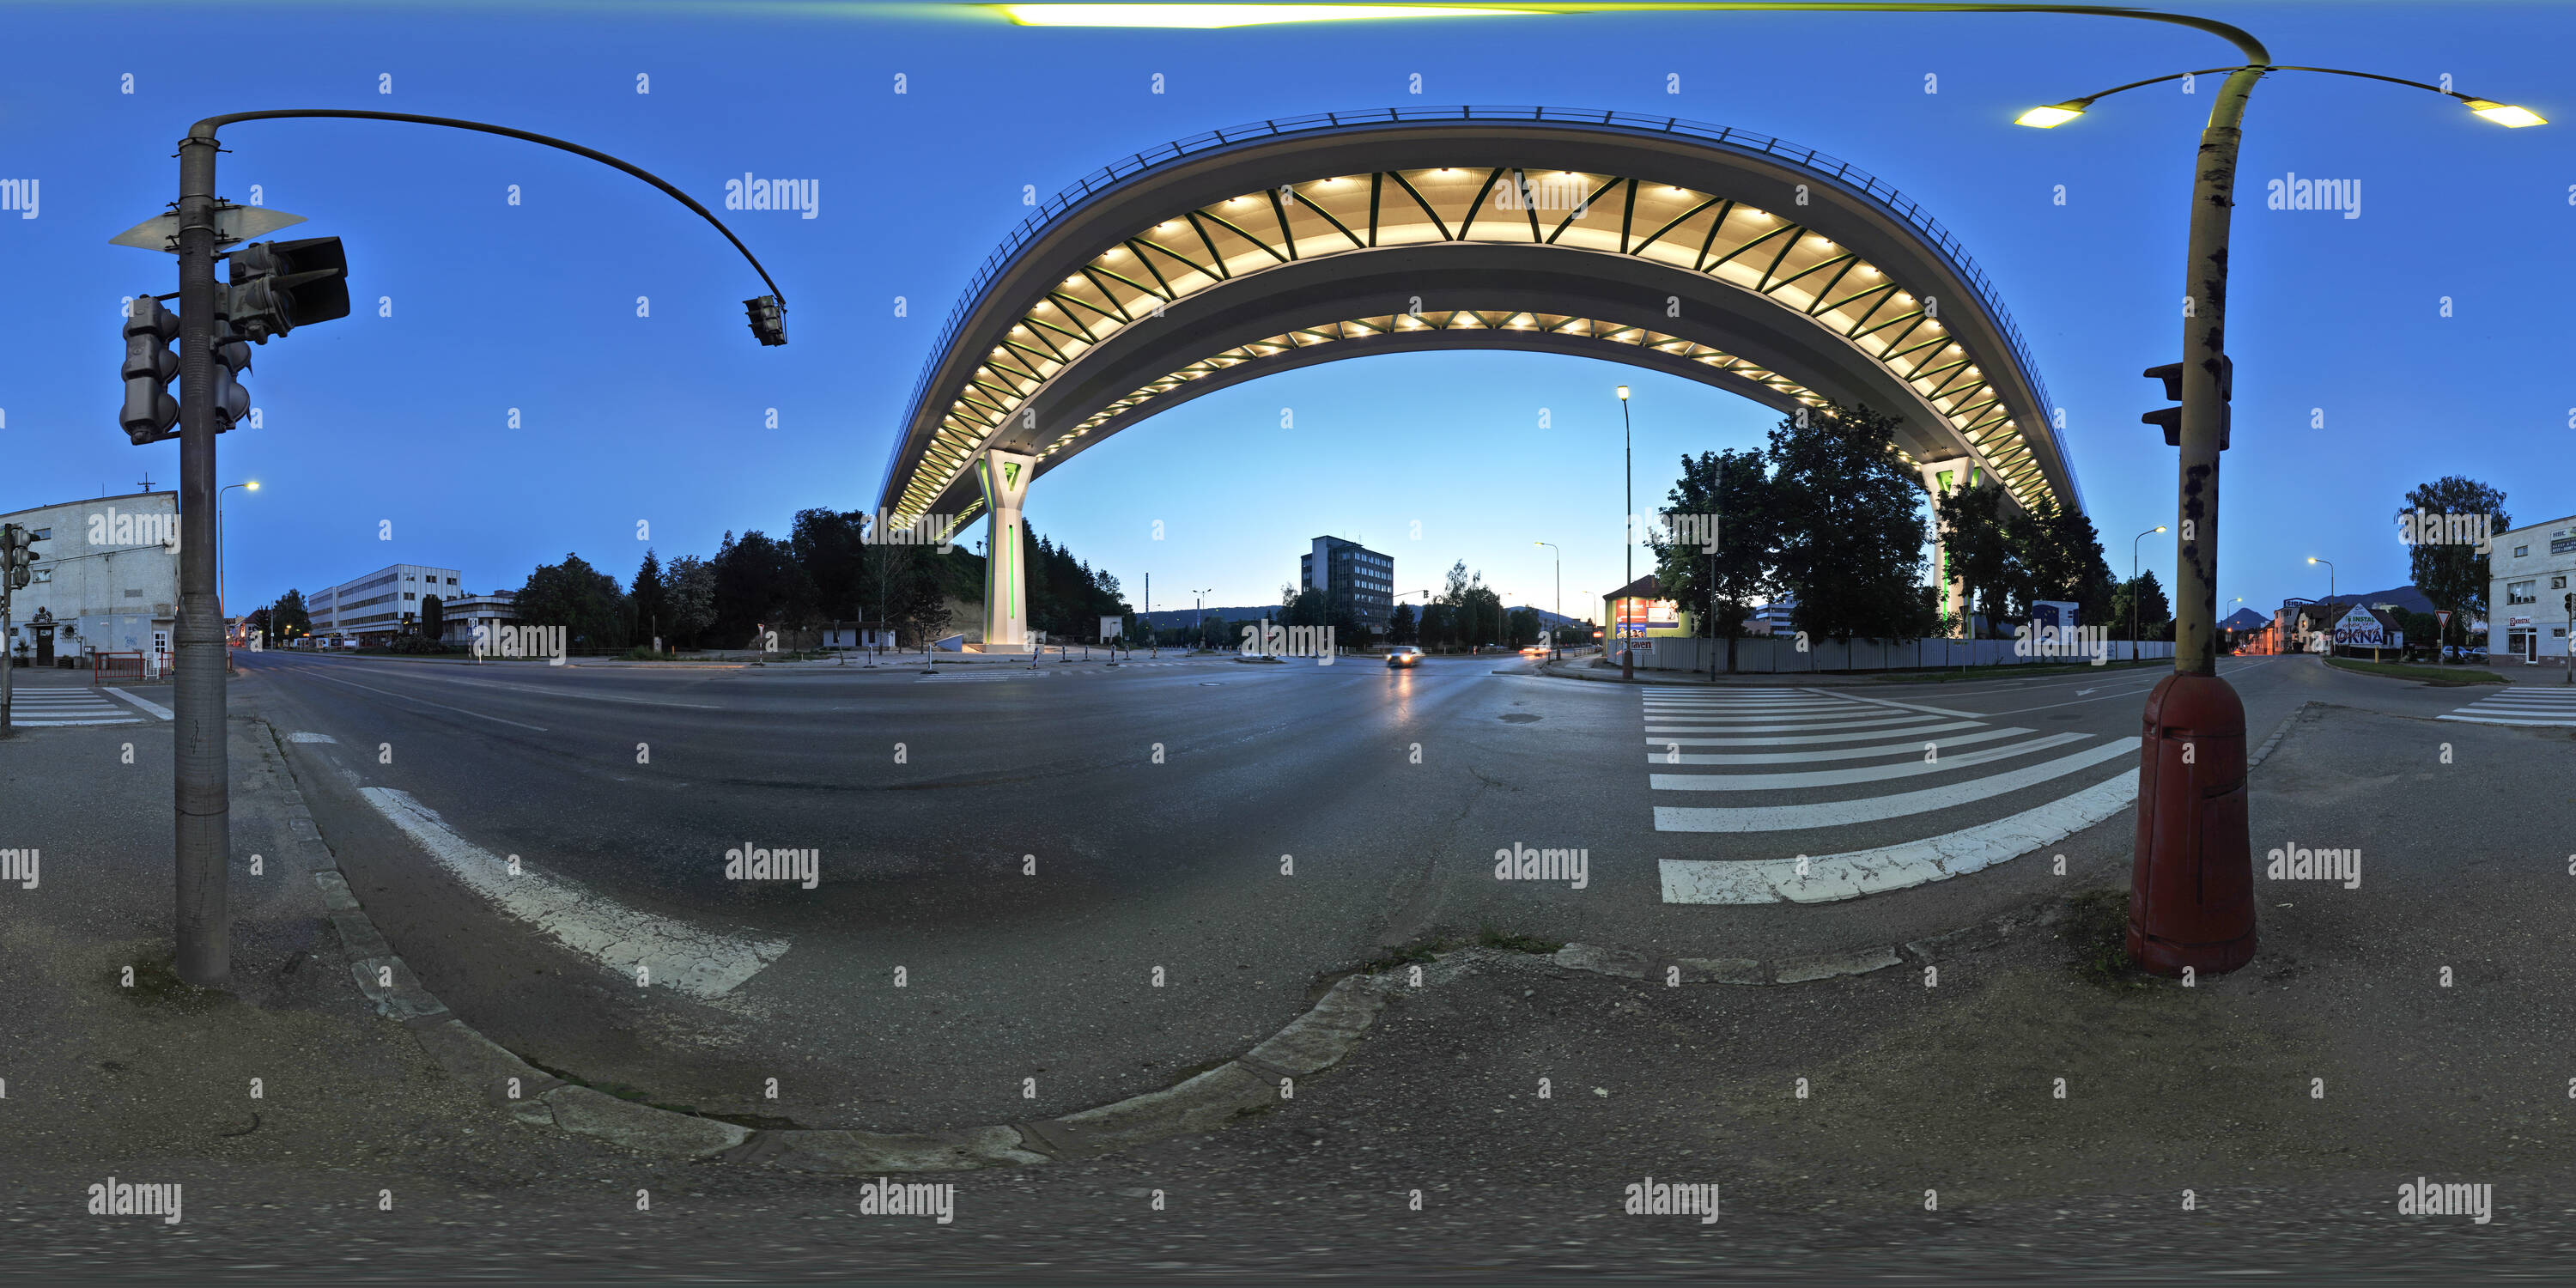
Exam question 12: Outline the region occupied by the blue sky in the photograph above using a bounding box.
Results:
[3,0,2567,620]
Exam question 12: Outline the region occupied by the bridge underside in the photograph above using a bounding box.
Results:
[879,112,2076,645]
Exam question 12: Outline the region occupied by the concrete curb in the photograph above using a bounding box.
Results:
[266,713,1404,1173]
[2248,700,2314,769]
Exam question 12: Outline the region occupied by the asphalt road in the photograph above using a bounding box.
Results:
[226,647,2483,1133]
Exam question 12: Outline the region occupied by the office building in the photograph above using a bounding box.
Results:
[309,564,463,644]
[1300,536,1393,633]
[2492,514,2576,664]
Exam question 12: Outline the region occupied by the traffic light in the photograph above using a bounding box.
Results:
[1,524,33,592]
[2143,355,2232,450]
[120,295,180,445]
[744,295,787,346]
[210,336,252,427]
[222,237,349,343]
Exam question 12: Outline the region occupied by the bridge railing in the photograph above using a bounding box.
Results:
[897,105,2074,511]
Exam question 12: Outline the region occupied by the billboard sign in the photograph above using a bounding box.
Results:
[2332,604,2402,650]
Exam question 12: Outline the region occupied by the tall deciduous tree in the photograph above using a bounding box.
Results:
[659,555,715,647]
[516,554,631,652]
[2401,476,2509,645]
[1934,481,2018,636]
[1767,404,1938,643]
[630,549,667,643]
[1651,447,1774,671]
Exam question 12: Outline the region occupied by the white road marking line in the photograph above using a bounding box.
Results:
[1661,769,2142,903]
[356,787,787,998]
[289,732,337,743]
[1653,738,2139,832]
[295,671,550,731]
[1798,688,1981,719]
[10,717,143,726]
[1650,732,2089,790]
[1649,726,2036,764]
[103,687,174,720]
[1642,720,1987,747]
[1643,714,1945,734]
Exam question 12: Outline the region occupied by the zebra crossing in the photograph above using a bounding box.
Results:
[6,687,146,726]
[2438,685,2576,726]
[1643,686,2141,905]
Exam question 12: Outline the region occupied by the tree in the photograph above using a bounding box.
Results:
[1767,404,1939,643]
[517,554,630,652]
[1934,481,2019,636]
[2113,571,2173,646]
[1505,605,1542,647]
[419,594,445,642]
[2402,476,2508,646]
[244,606,271,639]
[630,550,667,644]
[1651,447,1773,671]
[270,589,313,642]
[790,508,870,620]
[659,555,716,647]
[1388,601,1418,646]
[893,549,952,648]
[2012,501,2117,629]
[710,530,814,646]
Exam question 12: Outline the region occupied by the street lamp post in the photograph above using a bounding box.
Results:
[217,481,257,645]
[1191,587,1212,651]
[2129,526,2166,662]
[1534,541,1561,660]
[1616,385,1632,680]
[2306,556,2334,655]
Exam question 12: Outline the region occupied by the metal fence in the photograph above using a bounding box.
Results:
[1627,635,2173,674]
[90,651,147,683]
[892,105,2070,509]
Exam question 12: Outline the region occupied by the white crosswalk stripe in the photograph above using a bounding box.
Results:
[1638,685,2138,904]
[7,689,144,726]
[2438,687,2576,726]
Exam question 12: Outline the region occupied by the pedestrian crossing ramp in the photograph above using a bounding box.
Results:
[1644,686,2139,905]
[2437,686,2576,727]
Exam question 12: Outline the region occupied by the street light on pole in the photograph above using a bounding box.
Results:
[1616,384,1632,680]
[2307,556,2334,654]
[1534,541,1561,660]
[2130,526,2166,662]
[218,480,257,644]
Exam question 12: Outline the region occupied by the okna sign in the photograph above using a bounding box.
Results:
[2332,605,2403,650]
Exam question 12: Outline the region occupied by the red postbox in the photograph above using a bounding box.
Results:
[2128,672,2256,975]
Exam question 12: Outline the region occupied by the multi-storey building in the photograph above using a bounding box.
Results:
[309,564,464,643]
[1300,536,1393,634]
[0,490,179,666]
[2491,514,2576,664]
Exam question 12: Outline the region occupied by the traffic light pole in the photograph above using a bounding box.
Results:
[173,131,230,987]
[2126,63,2265,980]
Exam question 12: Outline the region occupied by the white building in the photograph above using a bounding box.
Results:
[308,563,463,643]
[2490,514,2576,664]
[2,491,180,668]
[436,590,518,646]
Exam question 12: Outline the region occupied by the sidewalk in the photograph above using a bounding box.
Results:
[1536,653,2176,687]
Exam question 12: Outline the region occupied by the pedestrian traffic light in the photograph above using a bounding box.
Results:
[2142,355,2232,450]
[744,295,787,346]
[222,237,349,343]
[120,295,180,445]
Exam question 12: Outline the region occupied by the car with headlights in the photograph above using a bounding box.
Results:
[1386,646,1424,667]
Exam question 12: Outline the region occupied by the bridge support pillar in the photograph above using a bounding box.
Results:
[1919,460,1970,636]
[976,449,1036,648]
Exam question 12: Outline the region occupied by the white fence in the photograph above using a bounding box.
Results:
[1624,635,2175,674]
